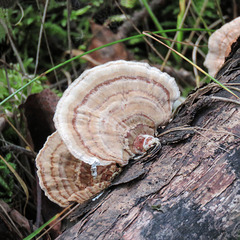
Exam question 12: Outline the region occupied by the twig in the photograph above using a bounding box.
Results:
[143,31,239,99]
[11,153,35,181]
[181,0,210,56]
[117,0,165,38]
[43,29,61,90]
[35,177,42,228]
[3,115,35,153]
[0,139,35,158]
[0,201,23,238]
[67,0,78,79]
[158,125,240,139]
[34,0,60,90]
[34,0,49,76]
[224,86,240,93]
[61,70,72,86]
[158,125,239,154]
[0,18,26,75]
[210,96,240,105]
[36,203,76,240]
[192,17,228,87]
[233,0,238,18]
[2,55,13,95]
[49,78,68,89]
[15,2,24,26]
[115,0,164,61]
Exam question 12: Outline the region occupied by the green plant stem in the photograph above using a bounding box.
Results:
[162,0,191,69]
[24,204,74,240]
[191,0,210,35]
[176,0,186,52]
[141,0,182,62]
[214,0,225,24]
[23,214,58,240]
[0,28,214,106]
[141,0,169,43]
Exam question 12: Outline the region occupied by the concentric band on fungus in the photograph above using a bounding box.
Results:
[36,60,180,206]
[36,131,120,207]
[54,60,180,166]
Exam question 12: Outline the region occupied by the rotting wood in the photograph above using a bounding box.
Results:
[56,50,240,240]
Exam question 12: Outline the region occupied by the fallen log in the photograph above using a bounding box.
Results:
[56,47,240,240]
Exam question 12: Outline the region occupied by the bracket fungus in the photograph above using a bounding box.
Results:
[36,60,180,206]
[54,60,180,166]
[204,17,240,76]
[36,132,121,207]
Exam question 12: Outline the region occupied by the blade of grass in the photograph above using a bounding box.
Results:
[181,0,210,56]
[23,204,73,240]
[191,0,210,35]
[161,0,191,69]
[35,203,80,240]
[176,0,186,52]
[23,213,58,240]
[141,0,179,62]
[141,0,169,44]
[214,0,225,24]
[143,31,239,99]
[0,28,214,106]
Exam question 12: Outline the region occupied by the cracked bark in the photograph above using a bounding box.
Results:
[56,49,240,240]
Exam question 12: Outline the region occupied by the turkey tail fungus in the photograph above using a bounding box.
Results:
[204,17,240,77]
[36,131,120,207]
[36,60,180,207]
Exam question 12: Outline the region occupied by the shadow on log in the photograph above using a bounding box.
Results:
[56,50,240,240]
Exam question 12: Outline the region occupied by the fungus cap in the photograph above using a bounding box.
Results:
[204,17,240,76]
[54,60,180,166]
[36,131,120,207]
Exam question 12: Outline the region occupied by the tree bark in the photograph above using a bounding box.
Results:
[56,49,240,240]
